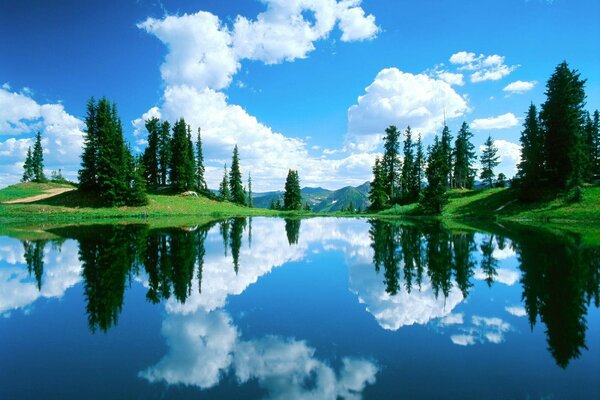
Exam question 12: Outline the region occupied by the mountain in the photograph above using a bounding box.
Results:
[252,182,370,212]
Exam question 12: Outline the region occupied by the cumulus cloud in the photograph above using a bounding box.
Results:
[0,87,85,186]
[0,239,82,316]
[450,316,512,346]
[140,308,378,397]
[474,267,520,286]
[346,68,469,147]
[505,305,527,317]
[503,80,537,94]
[449,51,518,83]
[136,2,380,191]
[471,113,519,130]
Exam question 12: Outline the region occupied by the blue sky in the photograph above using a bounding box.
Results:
[1,0,599,190]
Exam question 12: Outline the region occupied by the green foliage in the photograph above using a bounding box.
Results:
[440,124,453,188]
[400,126,420,204]
[22,147,34,182]
[31,131,46,182]
[453,122,477,189]
[196,128,207,193]
[229,145,246,205]
[247,173,253,208]
[517,104,546,201]
[420,136,448,214]
[78,97,147,206]
[143,117,160,187]
[369,157,388,211]
[169,118,196,192]
[382,125,402,202]
[540,61,587,189]
[219,164,230,200]
[158,120,171,186]
[480,135,500,188]
[496,173,507,188]
[283,169,302,210]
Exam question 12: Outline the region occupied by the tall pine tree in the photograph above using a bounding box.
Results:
[229,145,246,205]
[22,147,34,182]
[540,61,586,189]
[369,157,388,211]
[440,124,453,188]
[219,164,230,200]
[382,125,402,203]
[31,131,45,182]
[247,173,253,208]
[453,122,477,189]
[420,136,448,214]
[283,169,302,211]
[400,126,416,203]
[158,120,171,186]
[517,104,545,200]
[79,98,98,190]
[412,133,424,201]
[169,118,195,192]
[195,128,207,193]
[480,135,500,188]
[143,117,160,187]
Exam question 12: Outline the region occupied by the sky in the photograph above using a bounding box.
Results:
[1,0,599,191]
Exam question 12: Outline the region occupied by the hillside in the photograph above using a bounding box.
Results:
[313,185,369,212]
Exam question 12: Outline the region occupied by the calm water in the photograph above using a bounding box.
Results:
[0,218,599,399]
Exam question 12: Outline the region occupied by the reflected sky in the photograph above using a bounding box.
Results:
[0,218,599,399]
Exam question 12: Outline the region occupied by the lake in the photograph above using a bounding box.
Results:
[1,217,598,399]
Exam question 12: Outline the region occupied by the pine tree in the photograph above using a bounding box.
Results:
[420,136,448,214]
[413,133,424,200]
[453,122,477,189]
[496,173,507,188]
[283,169,302,210]
[368,157,387,211]
[400,126,415,203]
[126,153,149,206]
[195,128,207,193]
[382,125,402,203]
[143,117,160,187]
[540,61,587,189]
[440,124,453,188]
[517,104,545,200]
[31,131,45,182]
[79,98,98,190]
[229,145,246,205]
[22,147,34,182]
[593,110,600,177]
[157,120,171,186]
[247,173,253,208]
[169,118,195,192]
[219,164,230,200]
[480,135,500,188]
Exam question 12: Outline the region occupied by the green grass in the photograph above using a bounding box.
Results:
[0,181,75,203]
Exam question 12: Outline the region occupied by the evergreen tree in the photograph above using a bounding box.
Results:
[368,157,388,211]
[413,133,424,200]
[269,198,276,210]
[517,104,545,200]
[169,118,195,192]
[126,154,149,206]
[593,110,600,176]
[496,173,507,188]
[22,147,34,182]
[157,120,171,186]
[540,61,587,189]
[420,136,448,214]
[79,98,98,190]
[453,122,477,189]
[195,128,207,193]
[219,164,230,200]
[247,173,253,208]
[303,202,311,211]
[400,126,416,203]
[382,125,402,203]
[31,131,45,182]
[440,124,453,188]
[143,117,160,187]
[480,135,500,188]
[229,145,246,205]
[283,169,302,210]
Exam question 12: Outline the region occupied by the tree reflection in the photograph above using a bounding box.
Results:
[284,218,301,246]
[22,240,47,290]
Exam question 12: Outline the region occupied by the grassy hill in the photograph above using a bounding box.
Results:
[313,186,369,212]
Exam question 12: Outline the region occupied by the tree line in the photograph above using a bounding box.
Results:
[516,61,599,201]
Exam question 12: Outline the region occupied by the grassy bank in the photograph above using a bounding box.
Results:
[1,182,599,224]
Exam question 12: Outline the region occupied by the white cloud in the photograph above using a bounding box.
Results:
[474,267,520,286]
[471,113,519,130]
[137,3,380,191]
[503,80,537,94]
[450,316,512,346]
[451,334,476,346]
[449,51,518,83]
[494,139,522,174]
[505,305,527,317]
[440,313,464,326]
[0,87,85,187]
[436,71,465,86]
[346,68,469,147]
[0,239,82,315]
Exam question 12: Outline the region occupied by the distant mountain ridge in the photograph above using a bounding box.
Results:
[251,182,370,211]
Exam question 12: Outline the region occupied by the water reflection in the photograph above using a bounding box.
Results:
[1,217,599,384]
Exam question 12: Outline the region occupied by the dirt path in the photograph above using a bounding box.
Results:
[2,187,76,204]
